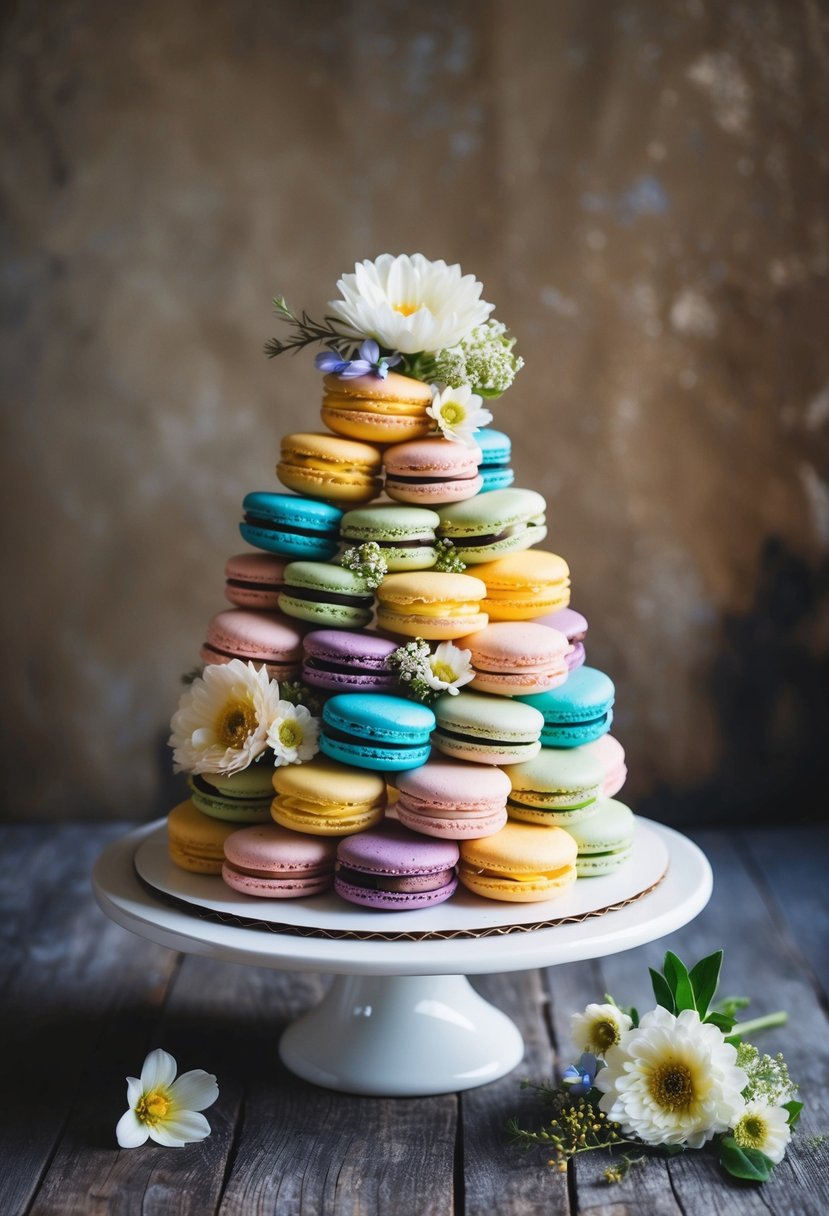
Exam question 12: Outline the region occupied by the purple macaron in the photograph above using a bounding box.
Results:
[303,629,399,694]
[335,822,459,911]
[537,607,588,671]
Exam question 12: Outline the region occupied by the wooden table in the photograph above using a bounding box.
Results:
[1,823,827,1215]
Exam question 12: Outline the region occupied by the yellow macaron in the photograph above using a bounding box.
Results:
[167,799,239,874]
[277,432,383,504]
[272,756,387,835]
[321,371,433,444]
[375,571,488,639]
[458,820,578,902]
[473,550,571,620]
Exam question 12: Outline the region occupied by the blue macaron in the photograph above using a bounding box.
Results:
[240,492,343,560]
[476,429,514,492]
[320,694,435,771]
[517,666,615,748]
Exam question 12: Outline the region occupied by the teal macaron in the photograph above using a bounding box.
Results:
[436,488,547,563]
[279,561,374,628]
[517,666,615,747]
[320,693,435,771]
[564,798,635,875]
[339,504,440,571]
[503,746,606,826]
[240,492,343,560]
[476,429,515,492]
[430,690,544,765]
[188,764,276,824]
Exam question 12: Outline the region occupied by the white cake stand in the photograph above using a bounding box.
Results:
[93,818,711,1097]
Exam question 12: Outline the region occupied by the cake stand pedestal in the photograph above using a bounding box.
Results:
[93,819,711,1096]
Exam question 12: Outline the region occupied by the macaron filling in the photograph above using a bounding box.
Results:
[189,773,271,809]
[200,641,298,672]
[334,864,456,893]
[439,518,546,548]
[282,584,374,609]
[243,512,332,540]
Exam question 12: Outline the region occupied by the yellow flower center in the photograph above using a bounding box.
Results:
[394,301,419,316]
[440,402,465,426]
[431,660,457,683]
[217,696,257,747]
[135,1089,172,1127]
[649,1060,695,1112]
[734,1114,767,1150]
[591,1019,621,1052]
[278,719,302,749]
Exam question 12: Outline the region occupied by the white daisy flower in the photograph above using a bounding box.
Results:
[169,660,281,776]
[731,1100,792,1165]
[595,1006,748,1148]
[423,642,475,695]
[268,700,320,765]
[426,383,493,447]
[570,1002,633,1056]
[328,253,494,354]
[116,1048,218,1149]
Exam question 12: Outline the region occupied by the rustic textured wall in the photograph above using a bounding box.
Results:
[2,0,827,823]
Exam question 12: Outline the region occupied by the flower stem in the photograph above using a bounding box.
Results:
[732,1012,788,1036]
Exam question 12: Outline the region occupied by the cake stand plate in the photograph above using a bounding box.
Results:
[93,819,711,1096]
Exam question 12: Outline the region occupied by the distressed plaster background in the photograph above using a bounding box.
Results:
[2,0,828,822]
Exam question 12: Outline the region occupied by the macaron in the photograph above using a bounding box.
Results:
[321,370,433,443]
[339,504,440,571]
[375,571,488,639]
[431,690,544,765]
[564,798,635,876]
[457,821,578,903]
[167,799,238,874]
[271,756,387,835]
[457,621,571,696]
[474,550,571,621]
[517,666,615,748]
[277,432,382,505]
[302,629,398,694]
[278,561,374,629]
[475,428,514,492]
[436,488,547,563]
[537,606,588,671]
[320,693,436,771]
[503,747,605,827]
[395,758,510,839]
[578,734,627,798]
[383,437,482,505]
[222,824,338,897]
[225,552,286,611]
[335,822,459,911]
[239,491,343,561]
[188,763,277,824]
[200,609,305,680]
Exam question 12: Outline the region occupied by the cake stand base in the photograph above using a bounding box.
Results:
[279,973,524,1095]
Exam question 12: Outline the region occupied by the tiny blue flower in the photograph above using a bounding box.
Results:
[561,1052,599,1096]
[315,339,402,380]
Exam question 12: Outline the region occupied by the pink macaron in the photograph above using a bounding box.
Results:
[536,607,588,671]
[395,757,511,839]
[457,621,572,696]
[200,608,305,680]
[222,824,337,898]
[225,552,287,611]
[383,438,482,505]
[578,734,627,797]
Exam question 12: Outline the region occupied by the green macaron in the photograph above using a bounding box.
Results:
[436,488,547,563]
[188,763,276,823]
[339,505,440,571]
[431,690,544,765]
[564,798,635,876]
[279,561,374,627]
[503,747,606,826]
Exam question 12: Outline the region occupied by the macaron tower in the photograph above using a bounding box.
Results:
[164,253,636,907]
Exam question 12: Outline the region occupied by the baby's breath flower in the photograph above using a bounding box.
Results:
[340,541,388,588]
[433,320,524,398]
[389,638,439,703]
[737,1043,798,1107]
[433,538,467,573]
[279,680,324,717]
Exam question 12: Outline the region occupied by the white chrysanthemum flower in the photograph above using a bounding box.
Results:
[423,642,475,695]
[328,253,494,354]
[731,1100,792,1164]
[571,1002,633,1056]
[426,383,493,447]
[595,1007,748,1148]
[116,1048,218,1149]
[268,700,320,765]
[169,660,281,776]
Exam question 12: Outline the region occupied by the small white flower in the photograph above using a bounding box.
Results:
[329,253,494,355]
[268,700,320,765]
[116,1048,218,1149]
[169,660,282,776]
[426,383,493,447]
[731,1100,792,1165]
[595,1007,748,1148]
[423,642,475,695]
[571,1002,633,1056]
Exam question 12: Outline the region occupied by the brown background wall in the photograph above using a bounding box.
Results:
[2,0,827,823]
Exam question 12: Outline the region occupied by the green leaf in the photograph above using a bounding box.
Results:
[783,1100,803,1129]
[650,967,676,1013]
[663,952,696,1012]
[705,1011,737,1034]
[719,1137,774,1182]
[627,1006,640,1028]
[688,951,723,1018]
